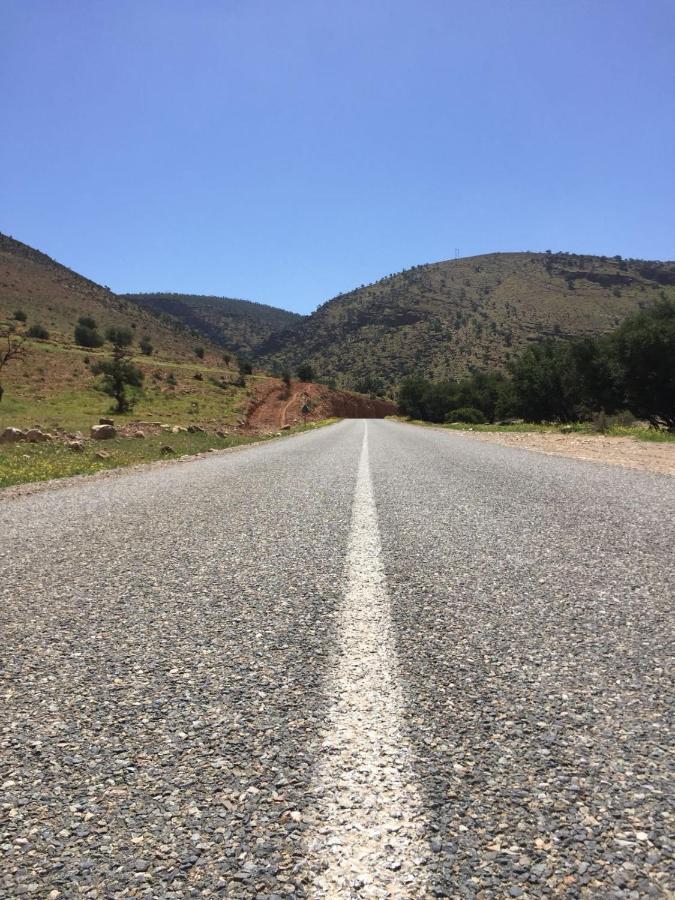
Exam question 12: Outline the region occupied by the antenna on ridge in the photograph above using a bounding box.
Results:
[454,248,460,260]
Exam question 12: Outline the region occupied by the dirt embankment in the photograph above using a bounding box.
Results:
[246,379,397,432]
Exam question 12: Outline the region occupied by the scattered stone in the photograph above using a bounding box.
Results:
[99,417,114,426]
[160,445,175,454]
[0,427,24,443]
[282,424,291,431]
[24,429,52,443]
[94,449,110,459]
[67,441,85,453]
[187,424,205,434]
[133,431,145,439]
[91,424,117,440]
[171,426,187,434]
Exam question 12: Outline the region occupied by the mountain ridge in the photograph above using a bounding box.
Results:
[257,250,675,388]
[121,292,302,359]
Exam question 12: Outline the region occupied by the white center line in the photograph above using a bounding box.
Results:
[305,421,429,898]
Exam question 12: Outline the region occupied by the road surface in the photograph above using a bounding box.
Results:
[1,420,673,898]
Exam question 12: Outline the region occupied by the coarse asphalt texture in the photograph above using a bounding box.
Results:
[1,419,673,898]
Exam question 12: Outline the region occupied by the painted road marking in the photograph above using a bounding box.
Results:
[305,422,429,898]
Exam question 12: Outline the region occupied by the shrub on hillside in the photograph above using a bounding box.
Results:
[105,326,133,348]
[297,362,315,382]
[27,324,49,340]
[139,336,154,356]
[74,323,104,348]
[13,309,27,322]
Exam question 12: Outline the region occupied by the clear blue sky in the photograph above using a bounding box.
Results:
[2,1,674,313]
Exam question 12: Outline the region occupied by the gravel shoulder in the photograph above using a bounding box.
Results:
[433,427,675,476]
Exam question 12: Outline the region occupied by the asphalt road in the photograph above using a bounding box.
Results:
[1,419,673,898]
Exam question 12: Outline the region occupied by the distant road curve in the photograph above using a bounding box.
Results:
[2,419,672,897]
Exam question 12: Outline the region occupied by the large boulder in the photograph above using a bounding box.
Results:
[25,429,52,443]
[68,441,85,453]
[91,424,117,440]
[0,427,24,444]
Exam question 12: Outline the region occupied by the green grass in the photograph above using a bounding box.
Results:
[0,419,339,489]
[400,418,675,443]
[0,380,249,432]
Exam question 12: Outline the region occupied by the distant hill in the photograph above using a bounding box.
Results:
[0,233,217,361]
[122,292,302,358]
[258,251,675,389]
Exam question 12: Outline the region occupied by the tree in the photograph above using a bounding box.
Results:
[296,362,315,382]
[612,299,675,429]
[105,326,133,348]
[0,325,27,403]
[92,327,143,412]
[353,375,385,397]
[453,371,507,422]
[27,324,49,340]
[508,341,577,422]
[139,335,154,356]
[398,376,431,420]
[75,316,104,348]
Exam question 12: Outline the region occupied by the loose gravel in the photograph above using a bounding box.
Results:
[1,419,672,898]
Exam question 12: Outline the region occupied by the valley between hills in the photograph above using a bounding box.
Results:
[0,230,673,487]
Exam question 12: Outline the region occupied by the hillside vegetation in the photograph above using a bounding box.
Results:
[122,292,302,358]
[0,233,393,488]
[259,251,675,389]
[0,234,222,362]
[0,233,257,431]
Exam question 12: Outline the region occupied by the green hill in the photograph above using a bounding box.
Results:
[122,292,302,358]
[259,251,675,389]
[0,233,252,430]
